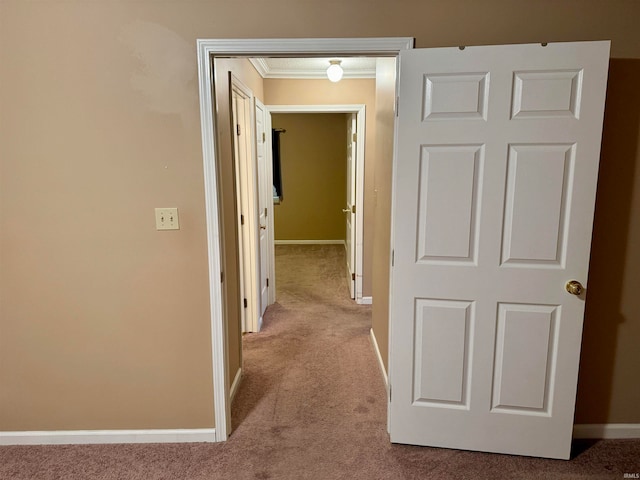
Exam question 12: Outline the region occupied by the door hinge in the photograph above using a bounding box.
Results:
[243,298,248,308]
[266,278,269,287]
[240,214,245,225]
[351,204,356,214]
[236,124,241,136]
[262,132,266,142]
[220,271,224,283]
[352,132,357,143]
[391,249,395,267]
[352,273,356,281]
[265,207,268,217]
[389,384,392,403]
[395,96,399,117]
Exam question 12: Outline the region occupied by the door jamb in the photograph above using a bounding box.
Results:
[266,104,366,303]
[196,37,414,441]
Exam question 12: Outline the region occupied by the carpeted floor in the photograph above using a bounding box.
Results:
[1,244,638,479]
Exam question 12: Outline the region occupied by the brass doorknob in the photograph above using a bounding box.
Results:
[566,280,584,296]
[260,225,266,230]
[342,208,350,213]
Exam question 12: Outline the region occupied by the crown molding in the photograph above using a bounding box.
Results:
[249,58,376,79]
[248,58,269,77]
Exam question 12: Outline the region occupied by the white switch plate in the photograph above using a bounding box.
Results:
[155,208,180,230]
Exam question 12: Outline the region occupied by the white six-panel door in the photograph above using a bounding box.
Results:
[389,41,610,459]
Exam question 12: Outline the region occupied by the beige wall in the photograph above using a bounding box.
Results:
[574,58,640,423]
[271,114,348,242]
[265,78,376,296]
[371,58,397,373]
[1,0,640,432]
[0,3,216,430]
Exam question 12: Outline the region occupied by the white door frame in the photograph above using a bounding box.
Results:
[197,37,413,441]
[267,104,367,304]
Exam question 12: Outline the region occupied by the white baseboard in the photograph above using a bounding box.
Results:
[357,296,372,305]
[4,422,633,446]
[369,328,388,388]
[573,423,640,439]
[0,428,217,445]
[230,367,242,403]
[275,239,344,245]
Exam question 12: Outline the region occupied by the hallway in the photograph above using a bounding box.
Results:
[229,244,386,471]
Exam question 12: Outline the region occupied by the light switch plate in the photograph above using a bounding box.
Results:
[155,208,179,230]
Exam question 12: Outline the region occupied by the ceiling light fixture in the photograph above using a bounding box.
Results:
[326,60,343,82]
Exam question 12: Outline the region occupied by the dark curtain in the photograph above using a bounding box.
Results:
[272,128,285,200]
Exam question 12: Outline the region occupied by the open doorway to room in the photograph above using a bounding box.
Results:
[220,55,387,432]
[200,39,404,439]
[198,39,408,441]
[269,111,351,284]
[268,107,365,302]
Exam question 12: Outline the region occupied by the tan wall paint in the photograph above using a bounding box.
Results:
[212,58,265,394]
[371,58,397,374]
[271,114,348,242]
[265,79,376,296]
[1,0,640,431]
[0,2,216,430]
[574,58,640,423]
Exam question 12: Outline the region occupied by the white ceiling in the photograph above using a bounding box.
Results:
[249,57,378,79]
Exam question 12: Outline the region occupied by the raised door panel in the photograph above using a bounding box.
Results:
[491,303,559,415]
[417,145,483,264]
[501,144,574,267]
[423,73,489,120]
[413,299,473,408]
[511,70,583,119]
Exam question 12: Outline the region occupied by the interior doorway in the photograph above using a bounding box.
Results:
[197,38,411,440]
[268,105,367,302]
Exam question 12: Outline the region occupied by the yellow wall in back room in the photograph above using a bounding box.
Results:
[1,0,640,432]
[264,77,377,296]
[271,113,348,242]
